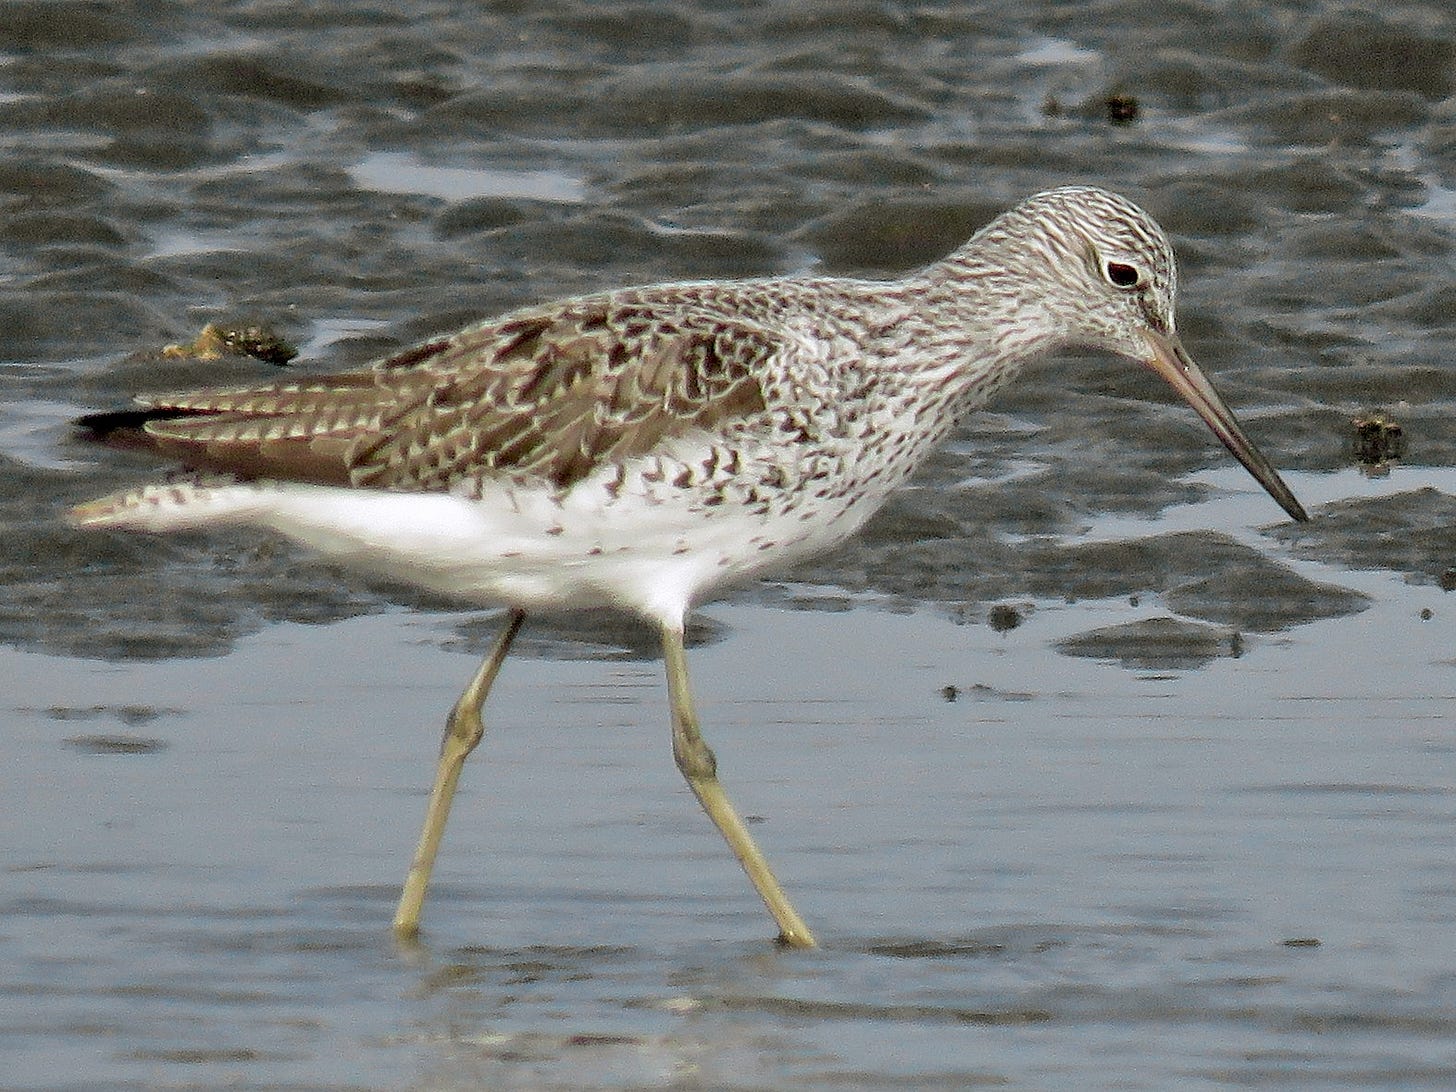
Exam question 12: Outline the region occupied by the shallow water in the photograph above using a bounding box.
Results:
[7,586,1456,1089]
[3,1,1455,1088]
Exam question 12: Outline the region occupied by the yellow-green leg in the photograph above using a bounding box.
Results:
[393,608,526,938]
[661,623,817,949]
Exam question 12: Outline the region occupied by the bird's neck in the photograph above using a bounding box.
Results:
[865,251,1070,414]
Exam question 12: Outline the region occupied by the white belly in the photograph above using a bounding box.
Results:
[71,461,879,628]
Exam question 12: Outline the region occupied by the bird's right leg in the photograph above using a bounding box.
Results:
[393,608,526,938]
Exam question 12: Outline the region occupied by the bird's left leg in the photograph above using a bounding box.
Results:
[393,608,526,938]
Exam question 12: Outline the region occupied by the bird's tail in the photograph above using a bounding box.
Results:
[68,473,262,532]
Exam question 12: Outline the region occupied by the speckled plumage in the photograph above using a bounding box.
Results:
[68,186,1307,946]
[75,187,1307,623]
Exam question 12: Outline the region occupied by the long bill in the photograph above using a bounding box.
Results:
[1141,330,1308,523]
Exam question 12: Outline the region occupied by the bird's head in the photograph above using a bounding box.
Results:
[971,186,1307,523]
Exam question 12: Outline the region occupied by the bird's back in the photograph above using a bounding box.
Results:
[71,274,968,620]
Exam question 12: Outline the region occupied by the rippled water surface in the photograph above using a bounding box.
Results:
[3,2,1455,1088]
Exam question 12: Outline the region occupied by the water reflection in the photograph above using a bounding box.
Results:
[349,150,587,204]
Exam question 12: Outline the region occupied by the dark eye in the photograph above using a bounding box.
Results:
[1104,260,1141,289]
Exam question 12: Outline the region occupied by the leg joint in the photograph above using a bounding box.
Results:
[441,702,485,756]
[673,733,718,780]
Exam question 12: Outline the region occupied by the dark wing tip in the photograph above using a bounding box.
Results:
[75,408,148,437]
[73,406,213,446]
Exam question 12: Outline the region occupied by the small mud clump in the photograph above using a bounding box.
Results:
[1351,410,1406,473]
[163,321,298,366]
[1105,92,1140,125]
[988,603,1023,632]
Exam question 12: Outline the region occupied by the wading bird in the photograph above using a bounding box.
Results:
[71,186,1308,948]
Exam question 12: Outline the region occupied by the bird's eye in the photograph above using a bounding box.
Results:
[1104,260,1142,289]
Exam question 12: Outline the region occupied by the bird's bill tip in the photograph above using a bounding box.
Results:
[1141,331,1308,523]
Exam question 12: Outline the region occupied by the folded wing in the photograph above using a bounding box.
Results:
[80,296,778,493]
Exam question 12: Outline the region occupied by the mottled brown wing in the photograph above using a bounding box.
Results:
[121,295,775,491]
[124,370,393,485]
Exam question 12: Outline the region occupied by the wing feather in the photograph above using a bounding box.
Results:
[98,294,779,492]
